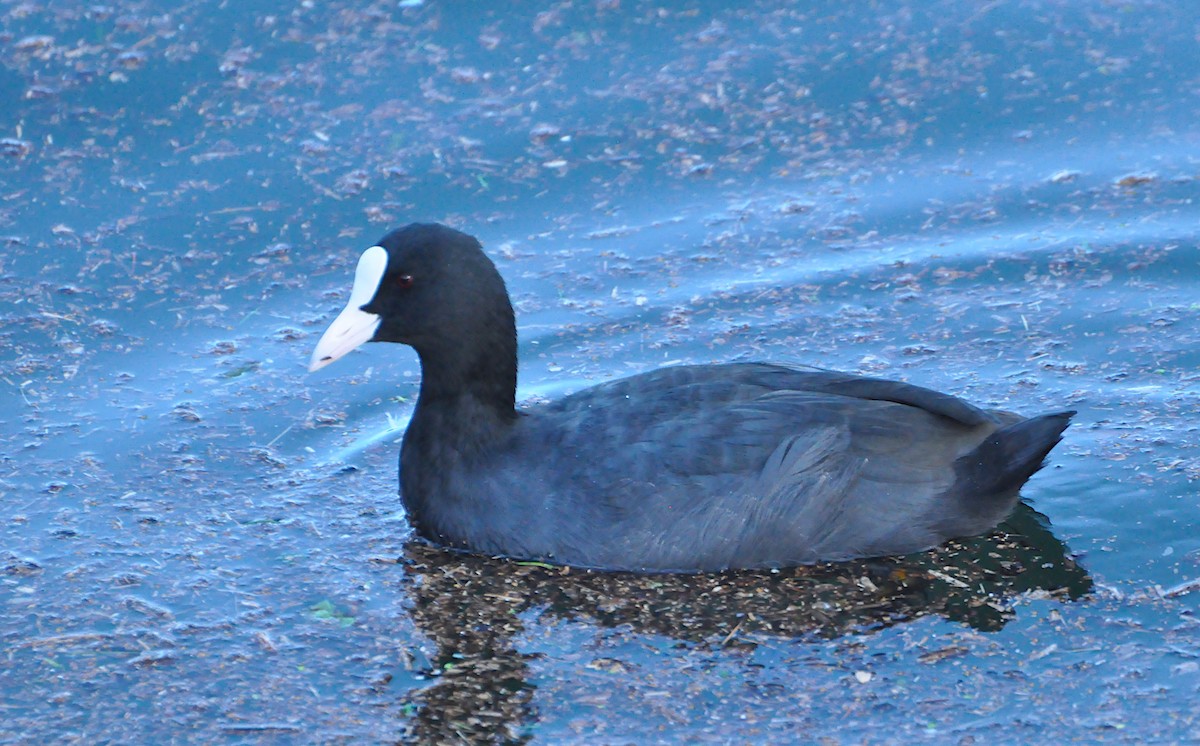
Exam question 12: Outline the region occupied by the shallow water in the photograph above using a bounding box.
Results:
[2,1,1198,743]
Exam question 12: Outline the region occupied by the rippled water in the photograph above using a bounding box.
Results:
[3,1,1198,743]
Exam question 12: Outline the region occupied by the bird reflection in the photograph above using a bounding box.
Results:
[390,503,1089,743]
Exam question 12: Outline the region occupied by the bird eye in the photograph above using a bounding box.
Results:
[395,274,414,289]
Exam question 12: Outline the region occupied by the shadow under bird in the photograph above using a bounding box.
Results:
[309,223,1074,573]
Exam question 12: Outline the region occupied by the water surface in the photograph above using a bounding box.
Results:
[2,1,1198,742]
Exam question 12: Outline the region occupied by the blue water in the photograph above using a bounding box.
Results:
[2,1,1198,742]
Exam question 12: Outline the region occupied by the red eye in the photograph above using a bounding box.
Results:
[395,274,414,289]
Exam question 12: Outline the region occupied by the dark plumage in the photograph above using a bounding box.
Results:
[310,223,1073,572]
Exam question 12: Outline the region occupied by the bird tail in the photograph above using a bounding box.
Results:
[942,411,1075,531]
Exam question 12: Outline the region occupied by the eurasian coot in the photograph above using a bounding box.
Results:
[310,223,1073,572]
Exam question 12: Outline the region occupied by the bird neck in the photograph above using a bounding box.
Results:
[413,334,518,423]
